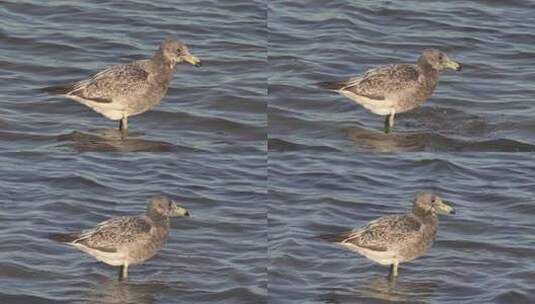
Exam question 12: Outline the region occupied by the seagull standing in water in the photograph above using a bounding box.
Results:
[51,196,190,281]
[44,38,201,132]
[319,49,462,133]
[319,191,455,279]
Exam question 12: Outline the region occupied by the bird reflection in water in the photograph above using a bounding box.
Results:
[319,276,438,304]
[358,276,438,302]
[57,128,176,152]
[346,125,429,152]
[85,275,176,304]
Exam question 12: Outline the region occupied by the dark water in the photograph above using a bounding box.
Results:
[0,0,266,153]
[0,0,266,303]
[269,0,535,152]
[0,152,266,303]
[266,2,535,302]
[2,0,535,304]
[269,152,535,304]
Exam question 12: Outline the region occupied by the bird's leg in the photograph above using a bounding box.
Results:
[118,262,128,281]
[384,115,391,133]
[388,262,399,280]
[118,265,124,281]
[389,112,395,129]
[383,110,395,134]
[119,115,128,133]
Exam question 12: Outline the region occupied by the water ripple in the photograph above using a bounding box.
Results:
[269,0,535,151]
[269,151,535,303]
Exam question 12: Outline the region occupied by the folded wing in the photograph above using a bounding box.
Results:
[320,214,422,252]
[319,64,421,101]
[57,216,153,253]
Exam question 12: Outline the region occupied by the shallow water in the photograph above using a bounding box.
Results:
[2,0,535,303]
[266,3,535,301]
[0,0,266,303]
[0,152,266,303]
[268,152,535,304]
[269,0,535,152]
[0,0,266,153]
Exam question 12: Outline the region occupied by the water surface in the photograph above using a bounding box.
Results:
[0,1,266,303]
[0,152,266,303]
[269,152,535,303]
[0,0,266,153]
[269,0,535,152]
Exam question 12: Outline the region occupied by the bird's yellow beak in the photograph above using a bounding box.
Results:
[171,203,190,217]
[433,199,456,215]
[183,54,202,67]
[444,59,462,71]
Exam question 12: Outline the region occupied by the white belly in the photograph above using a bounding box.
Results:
[73,243,126,266]
[341,243,398,265]
[340,90,394,116]
[65,95,125,120]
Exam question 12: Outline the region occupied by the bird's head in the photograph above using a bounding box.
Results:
[413,191,456,216]
[147,195,190,218]
[421,48,462,72]
[159,37,201,67]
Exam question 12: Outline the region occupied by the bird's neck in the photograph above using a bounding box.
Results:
[414,209,438,241]
[418,57,439,77]
[152,50,177,73]
[147,212,170,228]
[150,217,170,242]
[414,208,438,224]
[417,58,439,93]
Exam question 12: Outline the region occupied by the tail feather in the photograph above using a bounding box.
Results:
[49,232,80,243]
[42,83,77,94]
[317,80,348,90]
[317,230,354,243]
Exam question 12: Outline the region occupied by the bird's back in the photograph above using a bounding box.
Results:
[43,57,176,119]
[51,215,169,265]
[320,214,435,263]
[319,63,438,114]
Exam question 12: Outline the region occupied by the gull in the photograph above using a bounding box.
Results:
[319,191,455,278]
[44,38,201,132]
[319,49,462,133]
[51,195,190,281]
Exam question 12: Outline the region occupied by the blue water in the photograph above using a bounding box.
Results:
[269,152,535,304]
[0,0,266,153]
[269,0,535,152]
[0,0,266,303]
[1,0,535,304]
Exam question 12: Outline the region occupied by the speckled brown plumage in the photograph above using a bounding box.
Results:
[43,38,201,132]
[319,191,455,278]
[51,195,190,281]
[319,49,462,133]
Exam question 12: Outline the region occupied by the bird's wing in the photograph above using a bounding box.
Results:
[74,216,152,252]
[341,64,421,100]
[67,62,150,103]
[340,215,422,251]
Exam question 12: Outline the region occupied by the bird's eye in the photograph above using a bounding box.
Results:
[168,201,172,208]
[438,55,443,60]
[176,48,182,53]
